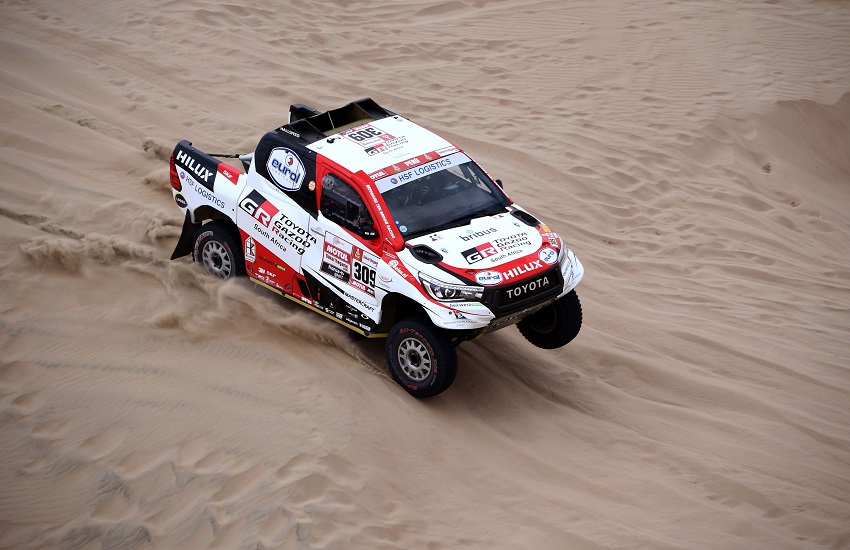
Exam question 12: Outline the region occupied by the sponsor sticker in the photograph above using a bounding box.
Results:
[218,163,240,185]
[266,147,305,191]
[539,247,558,265]
[245,237,256,262]
[187,176,226,209]
[462,232,532,265]
[460,228,497,242]
[240,190,316,256]
[387,258,409,279]
[364,184,396,240]
[475,270,503,286]
[462,243,498,264]
[174,148,215,190]
[174,194,188,208]
[503,275,552,300]
[371,152,471,192]
[502,260,544,281]
[320,232,377,297]
[341,123,395,151]
[240,190,279,227]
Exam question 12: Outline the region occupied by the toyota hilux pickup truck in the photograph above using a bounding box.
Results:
[169,98,584,397]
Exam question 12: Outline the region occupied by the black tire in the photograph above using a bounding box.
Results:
[192,221,245,279]
[516,290,582,349]
[386,317,457,398]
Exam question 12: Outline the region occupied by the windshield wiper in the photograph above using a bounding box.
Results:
[404,216,472,240]
[403,205,507,240]
[466,205,506,220]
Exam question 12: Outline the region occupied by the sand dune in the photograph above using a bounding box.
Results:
[2,0,850,548]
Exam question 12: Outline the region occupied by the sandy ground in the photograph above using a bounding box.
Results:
[1,1,849,548]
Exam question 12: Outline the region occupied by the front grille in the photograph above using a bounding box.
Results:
[482,266,563,317]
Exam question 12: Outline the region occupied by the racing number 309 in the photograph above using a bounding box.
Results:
[353,261,376,287]
[347,127,383,142]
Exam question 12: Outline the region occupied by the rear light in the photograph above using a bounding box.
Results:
[169,153,182,191]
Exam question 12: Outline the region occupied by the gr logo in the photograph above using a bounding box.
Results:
[239,190,279,227]
[461,243,497,264]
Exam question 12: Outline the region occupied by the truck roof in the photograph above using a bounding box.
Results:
[279,98,459,181]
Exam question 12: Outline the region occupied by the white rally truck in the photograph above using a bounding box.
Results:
[169,98,584,397]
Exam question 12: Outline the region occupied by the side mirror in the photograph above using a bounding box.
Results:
[495,178,504,189]
[358,224,379,240]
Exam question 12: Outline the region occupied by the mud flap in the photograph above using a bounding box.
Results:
[170,211,198,260]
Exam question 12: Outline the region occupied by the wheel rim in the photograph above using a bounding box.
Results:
[202,241,232,278]
[397,337,432,382]
[527,304,557,333]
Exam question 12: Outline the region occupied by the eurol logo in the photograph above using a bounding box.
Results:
[267,147,305,192]
[538,247,558,265]
[475,270,503,286]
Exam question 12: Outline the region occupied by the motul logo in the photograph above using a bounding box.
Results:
[502,260,542,281]
[505,275,550,299]
[175,149,213,184]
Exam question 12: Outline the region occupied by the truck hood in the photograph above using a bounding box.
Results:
[406,211,560,285]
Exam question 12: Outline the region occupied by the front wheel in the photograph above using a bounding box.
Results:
[516,290,582,349]
[192,221,245,279]
[386,318,457,398]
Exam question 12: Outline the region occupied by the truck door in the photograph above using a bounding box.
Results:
[302,172,383,323]
[236,147,318,291]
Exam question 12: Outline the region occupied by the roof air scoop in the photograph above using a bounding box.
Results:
[511,209,540,227]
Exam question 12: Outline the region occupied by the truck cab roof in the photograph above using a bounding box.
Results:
[275,98,460,182]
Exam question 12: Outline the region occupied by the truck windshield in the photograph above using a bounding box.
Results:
[379,154,511,238]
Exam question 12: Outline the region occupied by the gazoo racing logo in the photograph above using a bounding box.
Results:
[266,147,305,191]
[239,190,279,227]
[462,242,497,264]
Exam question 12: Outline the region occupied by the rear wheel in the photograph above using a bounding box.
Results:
[192,221,245,279]
[386,318,457,398]
[516,290,582,349]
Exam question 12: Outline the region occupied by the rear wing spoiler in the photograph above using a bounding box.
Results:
[282,98,396,143]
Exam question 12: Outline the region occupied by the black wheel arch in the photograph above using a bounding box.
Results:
[375,292,427,333]
[171,207,237,260]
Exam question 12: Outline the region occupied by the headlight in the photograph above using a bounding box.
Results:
[419,273,484,302]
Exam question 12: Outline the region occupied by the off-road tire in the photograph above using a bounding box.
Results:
[192,221,245,279]
[386,317,457,398]
[517,290,582,349]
